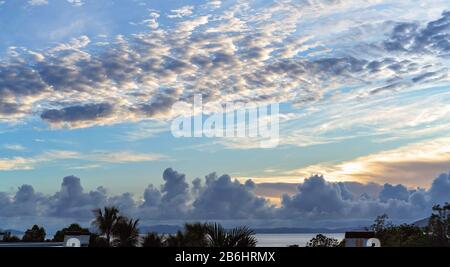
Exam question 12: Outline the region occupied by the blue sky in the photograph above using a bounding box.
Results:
[0,0,450,228]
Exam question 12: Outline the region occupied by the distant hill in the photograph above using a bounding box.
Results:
[412,217,429,228]
[253,227,365,234]
[138,225,365,234]
[0,229,24,237]
[140,225,182,234]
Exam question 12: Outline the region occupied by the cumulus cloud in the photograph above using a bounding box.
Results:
[279,173,449,221]
[192,173,274,219]
[1,168,449,228]
[48,175,107,218]
[379,184,410,202]
[281,175,351,216]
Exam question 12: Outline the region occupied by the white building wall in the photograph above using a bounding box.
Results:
[345,238,368,247]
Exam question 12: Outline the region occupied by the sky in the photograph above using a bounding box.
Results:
[0,0,450,230]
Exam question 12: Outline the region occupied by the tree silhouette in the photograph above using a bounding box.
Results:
[52,223,90,242]
[142,232,165,247]
[163,223,210,247]
[165,230,187,247]
[206,223,257,247]
[428,203,450,246]
[183,222,210,247]
[146,222,257,247]
[370,214,435,247]
[22,225,46,242]
[369,214,392,233]
[91,206,119,247]
[2,232,21,242]
[306,234,339,247]
[112,217,140,247]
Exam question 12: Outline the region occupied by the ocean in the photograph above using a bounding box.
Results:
[255,233,345,247]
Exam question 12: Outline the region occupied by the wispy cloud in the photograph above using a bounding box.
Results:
[0,150,166,171]
[0,150,79,171]
[3,144,26,151]
[27,0,48,6]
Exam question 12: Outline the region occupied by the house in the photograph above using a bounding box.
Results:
[63,232,91,247]
[345,231,381,247]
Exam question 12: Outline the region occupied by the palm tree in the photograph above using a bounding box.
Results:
[91,206,119,246]
[112,217,140,247]
[165,230,186,247]
[142,232,165,247]
[206,223,257,247]
[226,226,257,247]
[205,223,228,247]
[183,222,210,247]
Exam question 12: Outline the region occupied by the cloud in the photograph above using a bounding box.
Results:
[1,168,449,229]
[28,0,48,6]
[3,144,26,151]
[27,0,85,7]
[0,150,165,171]
[66,0,84,7]
[192,173,274,219]
[168,6,194,19]
[85,151,166,163]
[48,175,107,218]
[0,185,47,217]
[379,184,410,202]
[0,2,448,135]
[159,168,191,218]
[384,11,450,56]
[254,181,384,204]
[41,103,114,128]
[428,172,450,204]
[0,150,79,171]
[281,175,352,216]
[279,172,447,221]
[282,137,450,188]
[205,1,221,9]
